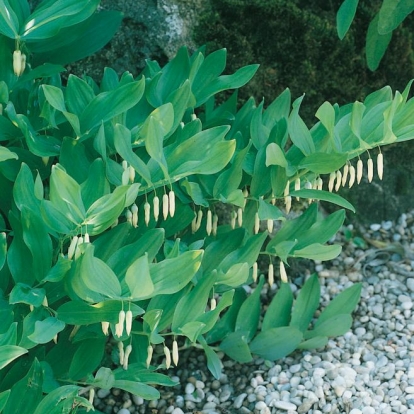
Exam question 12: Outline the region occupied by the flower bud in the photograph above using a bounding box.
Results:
[267,219,273,233]
[191,113,197,121]
[116,310,125,337]
[294,177,300,200]
[342,164,349,187]
[304,181,312,203]
[53,334,58,344]
[84,233,90,243]
[101,321,110,336]
[195,209,203,231]
[367,157,373,183]
[20,53,26,75]
[243,188,249,209]
[111,218,119,228]
[230,210,236,229]
[284,181,290,196]
[128,166,135,183]
[118,341,125,365]
[153,196,160,221]
[172,340,179,366]
[377,153,383,180]
[357,159,363,184]
[144,201,150,226]
[280,260,288,283]
[254,212,260,234]
[210,298,217,311]
[284,196,292,214]
[268,263,274,286]
[122,168,130,185]
[162,194,169,220]
[335,170,342,192]
[212,214,218,236]
[13,50,22,76]
[237,207,243,227]
[122,160,128,171]
[206,210,212,235]
[348,165,356,188]
[131,204,138,228]
[125,209,133,225]
[125,310,133,336]
[252,262,258,282]
[88,388,95,408]
[42,296,48,307]
[146,345,153,368]
[30,304,34,312]
[317,177,323,191]
[123,344,132,370]
[68,236,78,260]
[41,156,49,166]
[191,212,197,233]
[164,345,171,369]
[328,172,335,192]
[169,190,175,217]
[74,236,83,260]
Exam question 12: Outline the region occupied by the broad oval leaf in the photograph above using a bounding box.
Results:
[250,326,303,360]
[0,345,28,370]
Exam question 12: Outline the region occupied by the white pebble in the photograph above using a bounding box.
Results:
[349,410,362,414]
[185,383,195,394]
[233,393,247,409]
[171,409,185,414]
[117,409,131,414]
[273,401,297,411]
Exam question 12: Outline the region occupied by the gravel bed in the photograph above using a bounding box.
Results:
[93,210,414,414]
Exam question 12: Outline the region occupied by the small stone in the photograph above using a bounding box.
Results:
[97,389,111,399]
[362,408,376,414]
[298,400,314,413]
[233,393,247,409]
[407,278,414,292]
[349,410,362,414]
[273,401,297,411]
[171,408,185,414]
[370,223,381,231]
[255,401,267,410]
[117,409,131,414]
[185,383,195,395]
[219,389,231,402]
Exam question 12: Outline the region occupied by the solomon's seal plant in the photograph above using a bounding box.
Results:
[0,0,414,412]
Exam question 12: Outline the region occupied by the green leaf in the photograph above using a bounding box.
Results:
[125,253,154,300]
[32,386,80,414]
[195,64,259,106]
[49,164,85,224]
[57,300,144,325]
[250,101,270,149]
[288,96,315,155]
[9,283,45,306]
[0,390,11,412]
[27,317,65,344]
[235,276,265,341]
[113,123,152,186]
[257,198,285,220]
[250,146,272,197]
[0,147,18,162]
[3,358,43,414]
[69,338,106,380]
[250,326,303,360]
[304,314,353,339]
[294,209,346,250]
[336,0,359,39]
[289,189,355,212]
[199,337,222,380]
[0,345,28,370]
[220,330,252,363]
[378,0,414,34]
[78,245,122,298]
[293,243,342,261]
[0,0,19,38]
[179,321,206,343]
[315,283,362,327]
[299,152,348,174]
[65,74,95,116]
[21,0,100,40]
[80,77,145,133]
[32,11,123,66]
[0,323,17,346]
[215,263,249,288]
[366,14,393,71]
[0,231,6,272]
[150,250,203,295]
[265,143,287,167]
[290,274,320,332]
[262,282,294,330]
[171,269,216,331]
[92,367,115,389]
[297,336,329,350]
[113,380,159,400]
